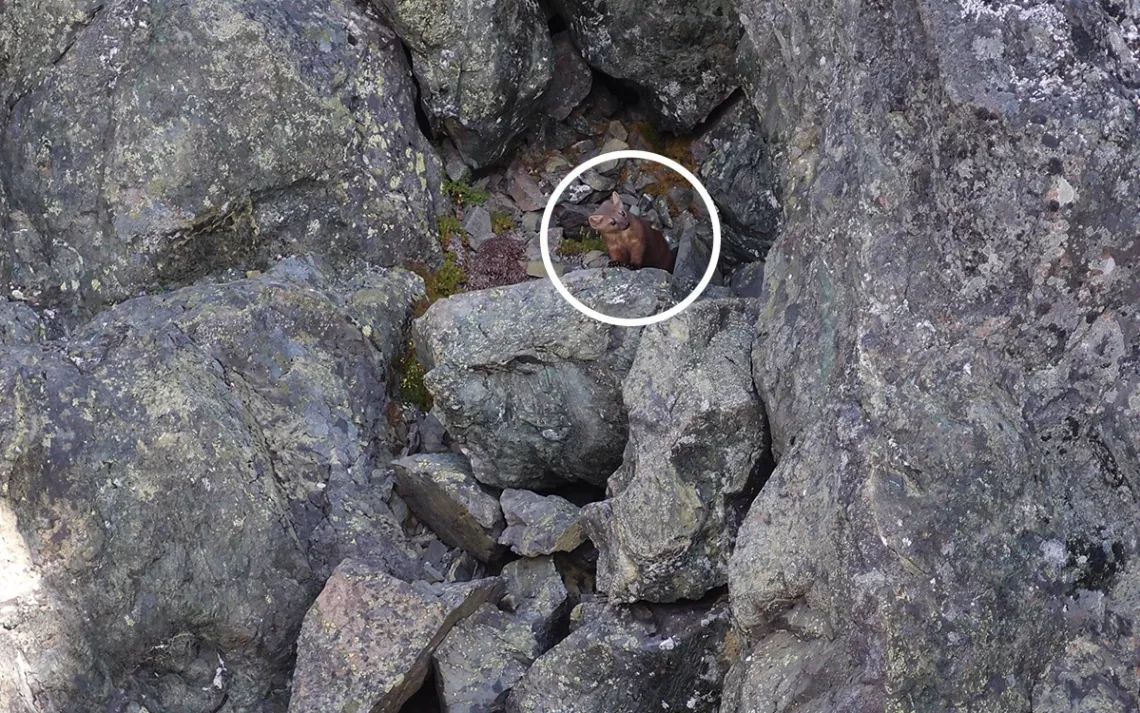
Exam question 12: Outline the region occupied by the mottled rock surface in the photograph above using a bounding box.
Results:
[393,454,507,562]
[499,489,584,557]
[288,559,500,713]
[434,557,569,713]
[508,599,734,713]
[373,0,553,168]
[548,0,742,131]
[726,0,1140,708]
[413,268,675,489]
[0,0,443,317]
[543,32,593,121]
[584,299,766,603]
[0,300,43,345]
[0,258,423,711]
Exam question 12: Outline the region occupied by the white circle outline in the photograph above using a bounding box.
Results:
[540,149,721,328]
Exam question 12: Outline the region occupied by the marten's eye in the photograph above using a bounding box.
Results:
[610,219,616,225]
[619,210,626,217]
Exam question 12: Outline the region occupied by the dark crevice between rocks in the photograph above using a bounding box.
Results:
[399,668,442,713]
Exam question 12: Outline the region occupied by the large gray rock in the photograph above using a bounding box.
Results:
[507,599,734,713]
[434,557,569,713]
[0,0,443,317]
[0,299,43,345]
[548,0,742,132]
[413,268,675,489]
[584,299,766,603]
[288,559,500,713]
[543,32,593,121]
[691,96,781,264]
[499,488,585,557]
[0,258,424,711]
[726,0,1140,708]
[393,454,507,562]
[372,0,553,168]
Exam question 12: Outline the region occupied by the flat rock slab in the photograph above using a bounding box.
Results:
[289,559,500,713]
[499,489,585,557]
[393,454,507,563]
[413,268,675,489]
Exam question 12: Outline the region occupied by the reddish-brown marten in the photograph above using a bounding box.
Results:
[587,192,675,272]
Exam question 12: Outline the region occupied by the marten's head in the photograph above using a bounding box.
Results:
[588,192,631,232]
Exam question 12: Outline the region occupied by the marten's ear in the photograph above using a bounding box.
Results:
[610,192,622,207]
[588,215,604,229]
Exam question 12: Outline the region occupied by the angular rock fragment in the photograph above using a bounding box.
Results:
[508,599,734,713]
[584,299,766,603]
[413,268,674,489]
[543,32,593,121]
[289,560,500,713]
[499,489,585,557]
[393,454,507,562]
[548,0,742,131]
[372,0,553,168]
[434,557,569,713]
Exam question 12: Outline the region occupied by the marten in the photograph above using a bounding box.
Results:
[587,192,676,272]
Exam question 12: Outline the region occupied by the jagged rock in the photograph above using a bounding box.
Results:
[413,268,675,489]
[508,170,549,213]
[434,557,569,713]
[288,559,500,713]
[548,0,742,132]
[543,32,593,121]
[0,258,423,712]
[727,261,764,299]
[0,0,443,317]
[670,212,723,298]
[499,489,585,557]
[464,206,496,250]
[583,299,766,603]
[507,599,734,713]
[0,300,43,345]
[691,96,780,264]
[726,0,1140,707]
[372,0,553,168]
[393,454,507,562]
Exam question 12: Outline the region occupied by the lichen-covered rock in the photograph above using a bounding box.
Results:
[0,0,443,316]
[288,559,500,713]
[726,0,1140,707]
[372,0,553,168]
[0,299,43,345]
[583,299,766,603]
[499,489,585,557]
[0,258,424,711]
[543,32,593,121]
[669,212,723,299]
[691,96,780,264]
[507,599,734,713]
[393,454,507,562]
[413,268,675,489]
[547,0,742,131]
[434,557,569,713]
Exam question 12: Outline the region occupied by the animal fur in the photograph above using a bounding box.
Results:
[587,192,675,272]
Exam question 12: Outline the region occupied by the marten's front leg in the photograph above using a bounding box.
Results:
[628,241,646,269]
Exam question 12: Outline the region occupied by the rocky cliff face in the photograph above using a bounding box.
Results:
[1,0,1137,711]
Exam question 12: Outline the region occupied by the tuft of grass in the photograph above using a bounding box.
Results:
[443,178,489,207]
[432,254,466,298]
[438,215,464,248]
[395,339,433,411]
[561,235,608,256]
[491,213,516,234]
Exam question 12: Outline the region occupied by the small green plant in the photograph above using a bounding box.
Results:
[443,178,489,207]
[432,254,466,298]
[560,235,608,256]
[438,215,464,248]
[491,213,516,234]
[396,340,433,411]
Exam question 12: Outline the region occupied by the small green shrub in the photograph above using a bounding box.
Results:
[561,236,608,256]
[443,178,489,207]
[438,215,464,248]
[396,340,432,411]
[491,213,516,234]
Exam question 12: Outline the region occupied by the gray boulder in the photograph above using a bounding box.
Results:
[543,32,593,121]
[0,0,443,316]
[0,299,43,345]
[393,454,507,563]
[584,299,766,603]
[548,0,742,131]
[507,599,734,713]
[499,489,585,557]
[670,212,723,299]
[372,0,553,168]
[726,0,1140,708]
[434,557,569,713]
[691,96,781,264]
[288,559,500,713]
[413,268,675,489]
[0,258,424,711]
